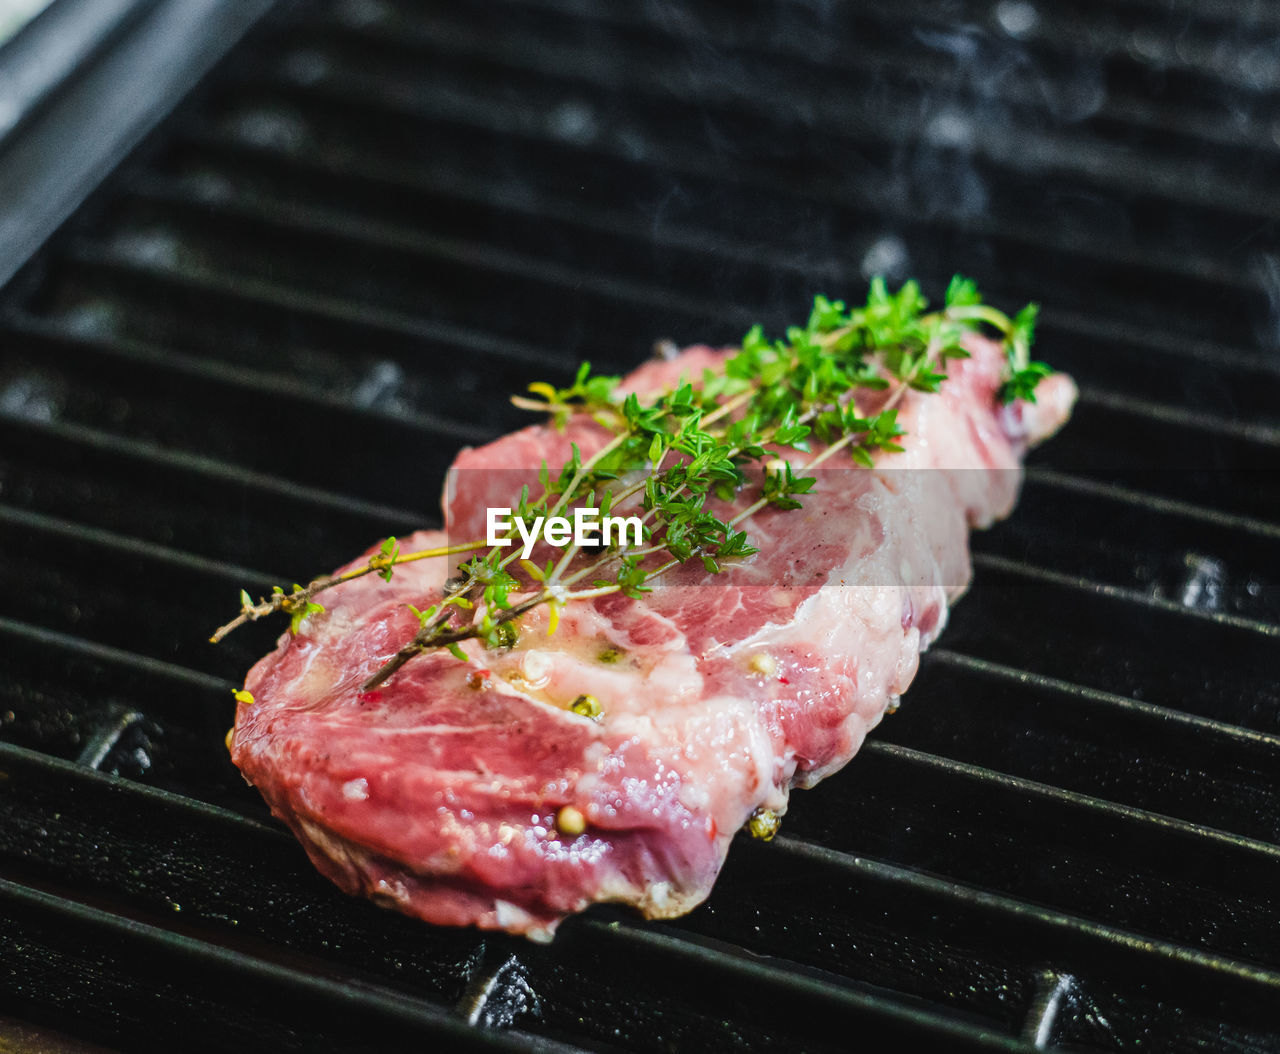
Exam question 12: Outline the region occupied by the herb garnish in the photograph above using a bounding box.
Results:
[213,277,1049,688]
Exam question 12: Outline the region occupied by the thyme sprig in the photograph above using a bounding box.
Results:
[212,277,1050,691]
[210,536,485,643]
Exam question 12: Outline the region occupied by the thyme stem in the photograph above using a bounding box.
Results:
[210,538,487,643]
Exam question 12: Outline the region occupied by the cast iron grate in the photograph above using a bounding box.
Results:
[0,0,1278,1049]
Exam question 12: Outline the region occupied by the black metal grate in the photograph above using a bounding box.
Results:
[1,0,1279,1049]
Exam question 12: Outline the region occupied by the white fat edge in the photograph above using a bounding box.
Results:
[588,859,710,921]
[636,879,714,921]
[720,539,946,788]
[642,881,676,914]
[369,875,412,909]
[792,714,874,790]
[592,870,647,908]
[891,626,923,698]
[676,780,711,814]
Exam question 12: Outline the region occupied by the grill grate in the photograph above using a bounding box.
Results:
[1,0,1279,1049]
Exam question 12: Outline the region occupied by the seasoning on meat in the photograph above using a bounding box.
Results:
[224,281,1075,940]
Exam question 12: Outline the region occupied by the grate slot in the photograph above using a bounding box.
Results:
[0,322,479,511]
[885,649,1280,841]
[0,617,250,808]
[0,414,418,572]
[72,705,144,770]
[976,475,1280,625]
[946,561,1280,731]
[780,740,1280,968]
[0,505,278,679]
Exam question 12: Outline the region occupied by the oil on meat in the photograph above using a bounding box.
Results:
[230,334,1075,940]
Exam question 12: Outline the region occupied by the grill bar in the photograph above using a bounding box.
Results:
[158,121,1280,380]
[972,552,1280,637]
[0,415,420,583]
[0,877,569,1054]
[132,130,1280,416]
[190,71,1275,350]
[281,2,1280,259]
[886,649,1280,841]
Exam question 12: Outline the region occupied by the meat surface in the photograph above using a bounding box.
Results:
[230,335,1076,940]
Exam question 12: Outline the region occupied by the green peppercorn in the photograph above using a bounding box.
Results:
[570,694,602,719]
[746,807,781,841]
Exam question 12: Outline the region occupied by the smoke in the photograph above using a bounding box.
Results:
[1176,552,1226,612]
[993,1,1037,39]
[1251,253,1280,351]
[885,7,1106,225]
[859,235,910,284]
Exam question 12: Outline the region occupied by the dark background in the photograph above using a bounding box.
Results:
[0,0,1278,1050]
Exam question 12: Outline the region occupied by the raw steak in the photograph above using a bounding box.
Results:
[230,334,1075,940]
